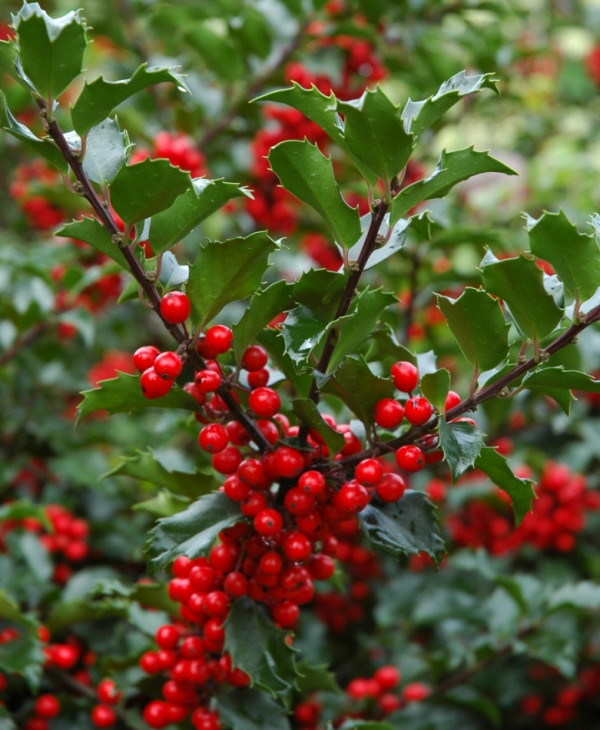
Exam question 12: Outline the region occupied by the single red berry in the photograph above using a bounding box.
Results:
[203,590,230,617]
[155,625,179,651]
[140,367,173,399]
[143,699,169,728]
[402,681,430,702]
[160,291,191,324]
[153,351,183,380]
[274,446,304,478]
[248,368,270,388]
[254,508,283,536]
[298,470,326,495]
[248,387,281,418]
[34,695,60,718]
[284,487,315,516]
[390,360,418,392]
[395,444,426,473]
[354,458,383,487]
[282,530,312,561]
[223,571,248,597]
[204,324,233,354]
[374,665,401,690]
[334,481,371,514]
[444,390,461,411]
[194,369,221,392]
[133,345,160,372]
[258,550,283,575]
[240,490,268,517]
[308,553,335,580]
[91,704,117,728]
[375,472,407,502]
[271,600,300,628]
[198,423,229,453]
[211,445,243,474]
[374,398,405,429]
[405,396,434,426]
[49,644,79,669]
[241,344,268,371]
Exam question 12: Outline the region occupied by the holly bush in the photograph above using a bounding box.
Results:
[2,1,600,729]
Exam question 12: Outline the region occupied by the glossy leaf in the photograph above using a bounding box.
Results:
[437,288,509,371]
[320,356,394,430]
[147,491,242,573]
[359,490,446,564]
[0,39,18,84]
[402,71,498,137]
[439,419,485,482]
[295,658,341,695]
[109,158,192,224]
[291,397,346,457]
[82,117,130,185]
[184,23,244,82]
[0,91,67,171]
[547,581,600,612]
[292,268,348,319]
[77,372,198,421]
[390,147,517,226]
[133,490,190,517]
[0,628,43,690]
[342,214,409,271]
[233,280,294,365]
[13,4,87,98]
[481,255,563,341]
[338,87,414,183]
[149,178,252,255]
[56,217,127,267]
[268,139,361,248]
[475,446,535,524]
[279,304,331,370]
[225,598,299,700]
[522,367,600,393]
[187,231,278,328]
[257,328,313,398]
[420,368,451,412]
[526,210,600,302]
[217,688,291,730]
[72,63,188,135]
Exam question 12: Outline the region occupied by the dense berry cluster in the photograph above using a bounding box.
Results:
[446,461,599,555]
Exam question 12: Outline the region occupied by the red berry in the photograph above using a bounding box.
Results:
[140,367,173,399]
[248,368,269,388]
[271,600,300,628]
[354,458,383,487]
[402,681,430,702]
[374,398,405,429]
[334,481,371,514]
[254,508,283,536]
[194,369,221,392]
[374,665,401,690]
[223,571,248,597]
[395,444,426,472]
[274,446,304,478]
[282,530,312,561]
[390,361,418,392]
[241,344,268,371]
[375,473,407,502]
[34,694,60,718]
[212,445,243,474]
[404,396,434,426]
[444,390,461,411]
[91,704,117,727]
[153,351,183,380]
[155,625,179,651]
[198,423,229,453]
[298,470,326,495]
[133,345,160,372]
[308,553,335,580]
[204,324,233,354]
[160,291,191,324]
[248,387,281,418]
[143,700,169,728]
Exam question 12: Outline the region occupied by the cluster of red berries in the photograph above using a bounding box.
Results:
[9,159,65,231]
[0,624,121,729]
[0,504,89,584]
[131,130,207,179]
[294,664,430,730]
[447,461,599,555]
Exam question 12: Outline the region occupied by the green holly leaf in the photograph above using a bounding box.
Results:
[420,368,451,412]
[56,216,127,267]
[149,178,251,255]
[0,39,19,84]
[292,268,348,319]
[439,419,485,482]
[547,581,600,613]
[104,448,219,498]
[321,356,394,430]
[218,688,291,730]
[257,328,313,398]
[187,231,278,329]
[82,117,130,186]
[295,658,341,695]
[232,281,294,366]
[109,158,192,225]
[0,90,67,172]
[436,288,509,371]
[77,372,198,421]
[359,490,446,564]
[268,139,361,248]
[291,398,346,457]
[280,304,331,371]
[521,367,600,415]
[481,255,563,341]
[147,491,242,573]
[526,210,600,303]
[343,214,409,271]
[13,3,87,98]
[0,589,38,631]
[184,23,244,82]
[390,148,517,226]
[402,71,498,137]
[71,63,188,135]
[224,598,299,701]
[328,288,397,369]
[0,627,44,690]
[475,446,535,524]
[338,87,414,184]
[255,83,376,183]
[133,490,191,517]
[0,501,50,530]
